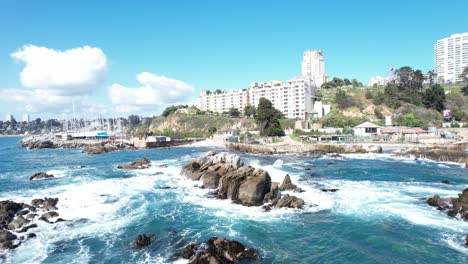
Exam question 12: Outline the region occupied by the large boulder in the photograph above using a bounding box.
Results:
[176,237,258,264]
[117,158,151,170]
[0,229,18,250]
[218,166,271,206]
[30,172,55,180]
[135,234,156,248]
[82,145,108,154]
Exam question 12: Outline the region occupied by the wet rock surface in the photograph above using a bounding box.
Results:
[135,234,156,248]
[117,158,151,170]
[0,198,62,250]
[29,172,55,180]
[427,188,468,221]
[176,237,259,264]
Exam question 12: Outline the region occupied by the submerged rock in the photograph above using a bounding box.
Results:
[321,188,339,192]
[29,172,55,180]
[276,194,305,209]
[31,197,59,211]
[135,234,156,248]
[176,237,258,264]
[117,158,151,170]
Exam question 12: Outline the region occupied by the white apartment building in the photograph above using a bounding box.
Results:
[368,76,390,87]
[434,32,468,83]
[194,76,328,120]
[196,89,249,114]
[301,50,328,87]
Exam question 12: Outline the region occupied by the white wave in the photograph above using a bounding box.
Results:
[272,159,283,168]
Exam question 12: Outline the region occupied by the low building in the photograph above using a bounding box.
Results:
[353,122,381,136]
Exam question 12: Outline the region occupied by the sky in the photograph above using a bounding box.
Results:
[0,0,467,120]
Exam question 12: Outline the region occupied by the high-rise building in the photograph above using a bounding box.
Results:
[434,32,468,83]
[301,50,328,87]
[5,114,15,122]
[23,114,30,123]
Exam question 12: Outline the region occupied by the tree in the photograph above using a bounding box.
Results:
[332,77,344,87]
[365,90,372,99]
[344,78,351,86]
[394,66,424,105]
[128,115,141,125]
[427,70,436,85]
[400,113,425,128]
[321,81,336,89]
[423,84,446,111]
[162,105,188,117]
[228,107,241,118]
[244,104,256,117]
[461,67,468,96]
[256,98,284,136]
[335,90,356,110]
[351,79,361,88]
[207,126,217,136]
[372,91,385,105]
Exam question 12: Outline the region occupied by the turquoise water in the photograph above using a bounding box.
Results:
[0,137,467,263]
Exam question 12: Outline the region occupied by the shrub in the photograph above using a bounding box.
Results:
[365,90,373,99]
[335,90,356,110]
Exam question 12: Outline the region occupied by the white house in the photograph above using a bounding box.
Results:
[353,122,381,136]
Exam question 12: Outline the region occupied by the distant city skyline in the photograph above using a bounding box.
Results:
[0,0,467,119]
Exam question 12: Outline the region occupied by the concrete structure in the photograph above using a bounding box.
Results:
[434,32,468,83]
[353,122,381,136]
[5,114,15,123]
[196,89,249,114]
[301,50,328,87]
[368,76,390,87]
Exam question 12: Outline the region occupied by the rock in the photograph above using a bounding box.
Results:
[263,183,280,205]
[261,204,272,212]
[218,166,271,206]
[427,188,468,220]
[135,234,156,248]
[29,172,55,180]
[279,175,297,190]
[153,172,164,175]
[159,164,168,168]
[294,188,304,193]
[0,230,18,250]
[304,167,312,170]
[41,211,59,220]
[276,194,305,209]
[200,170,220,189]
[321,188,339,192]
[7,215,30,230]
[37,140,55,149]
[441,180,450,184]
[367,145,383,154]
[177,237,258,264]
[464,235,468,247]
[31,197,59,211]
[182,161,203,180]
[117,158,151,170]
[82,145,108,154]
[17,224,38,233]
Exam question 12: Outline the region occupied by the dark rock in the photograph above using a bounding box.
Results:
[31,197,58,211]
[135,234,156,248]
[261,204,272,212]
[321,188,339,193]
[276,194,305,209]
[279,174,297,190]
[0,229,18,250]
[159,164,168,168]
[464,235,468,247]
[27,233,36,239]
[30,172,55,180]
[41,211,59,219]
[427,188,468,220]
[82,145,108,154]
[177,237,258,263]
[201,170,220,189]
[263,182,280,205]
[37,140,55,149]
[441,180,450,184]
[17,224,38,233]
[153,172,164,175]
[304,167,312,171]
[7,215,30,230]
[117,158,151,170]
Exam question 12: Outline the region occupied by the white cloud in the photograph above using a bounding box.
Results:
[109,72,194,112]
[11,45,107,95]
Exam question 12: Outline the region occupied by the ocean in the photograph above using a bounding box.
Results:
[0,137,467,263]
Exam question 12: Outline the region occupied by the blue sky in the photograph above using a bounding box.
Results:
[0,0,467,120]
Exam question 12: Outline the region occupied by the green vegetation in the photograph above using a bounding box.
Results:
[322,109,367,128]
[228,107,241,118]
[161,105,189,117]
[335,90,356,110]
[244,104,256,117]
[321,77,363,89]
[256,98,284,136]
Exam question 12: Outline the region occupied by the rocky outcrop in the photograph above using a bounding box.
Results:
[279,175,297,190]
[396,147,468,164]
[182,152,306,210]
[0,198,62,250]
[117,158,151,170]
[82,142,136,154]
[226,142,368,155]
[176,237,258,264]
[275,194,305,209]
[135,234,156,248]
[29,172,55,180]
[427,188,468,221]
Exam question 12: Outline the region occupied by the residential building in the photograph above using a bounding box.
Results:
[196,89,249,114]
[434,32,468,83]
[368,76,390,87]
[353,122,381,136]
[301,50,328,87]
[5,114,15,123]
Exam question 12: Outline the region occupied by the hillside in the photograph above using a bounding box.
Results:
[148,113,257,137]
